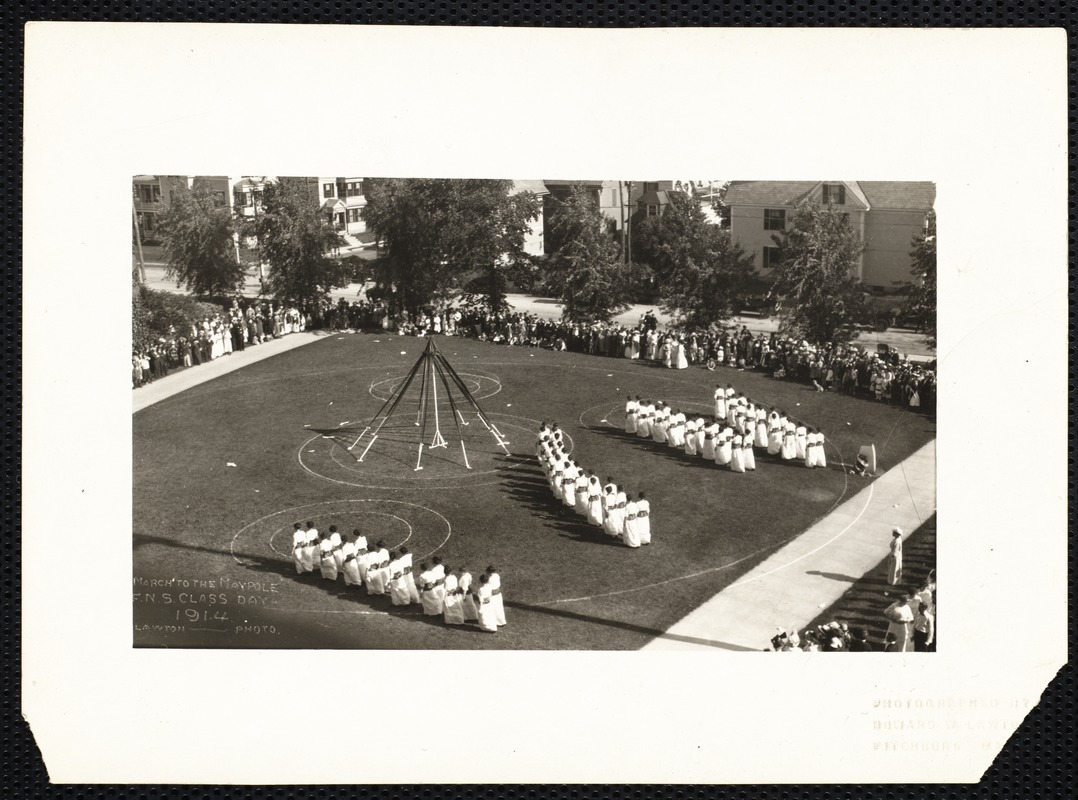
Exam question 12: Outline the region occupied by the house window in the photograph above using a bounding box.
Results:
[323,183,335,199]
[142,212,155,232]
[139,185,153,203]
[152,185,161,202]
[646,204,659,217]
[347,208,361,223]
[762,246,782,270]
[763,209,786,230]
[344,181,362,197]
[822,184,845,205]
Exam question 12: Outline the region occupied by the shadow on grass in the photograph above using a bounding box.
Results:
[498,469,627,545]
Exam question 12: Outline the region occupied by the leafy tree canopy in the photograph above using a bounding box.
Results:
[770,200,868,344]
[254,179,351,309]
[904,210,937,348]
[629,191,756,330]
[543,186,634,323]
[362,178,540,317]
[158,178,245,296]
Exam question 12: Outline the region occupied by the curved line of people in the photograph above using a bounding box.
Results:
[535,424,653,549]
[289,521,506,632]
[622,384,827,471]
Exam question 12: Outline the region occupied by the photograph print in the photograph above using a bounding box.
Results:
[132,175,937,652]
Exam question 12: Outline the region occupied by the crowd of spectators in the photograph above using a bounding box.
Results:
[428,305,937,416]
[136,294,936,420]
[132,298,309,388]
[768,569,936,653]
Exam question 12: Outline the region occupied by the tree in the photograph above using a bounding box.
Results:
[362,179,540,317]
[253,179,351,309]
[770,200,868,344]
[628,191,756,329]
[543,186,634,322]
[158,178,245,296]
[905,210,937,348]
[635,192,756,330]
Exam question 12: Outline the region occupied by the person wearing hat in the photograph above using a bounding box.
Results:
[883,588,917,652]
[887,528,904,585]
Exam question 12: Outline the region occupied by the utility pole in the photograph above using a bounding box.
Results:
[132,202,147,284]
[624,180,633,266]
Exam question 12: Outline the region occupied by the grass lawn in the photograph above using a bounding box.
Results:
[133,334,936,649]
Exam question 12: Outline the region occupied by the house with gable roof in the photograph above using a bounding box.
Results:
[724,180,935,289]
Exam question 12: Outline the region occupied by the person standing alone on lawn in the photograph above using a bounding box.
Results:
[887,528,903,585]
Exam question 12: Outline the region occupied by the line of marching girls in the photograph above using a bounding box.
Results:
[621,383,827,472]
[535,423,653,549]
[289,521,506,633]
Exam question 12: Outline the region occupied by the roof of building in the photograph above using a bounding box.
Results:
[725,180,935,211]
[510,180,550,196]
[724,181,818,206]
[637,189,671,206]
[858,181,936,210]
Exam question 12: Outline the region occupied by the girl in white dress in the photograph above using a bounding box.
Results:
[743,435,757,471]
[781,422,798,460]
[730,434,745,472]
[476,575,498,632]
[701,421,718,460]
[586,475,604,527]
[755,407,769,448]
[795,425,808,460]
[814,431,827,468]
[675,340,689,369]
[624,396,639,434]
[602,484,620,537]
[716,428,733,467]
[767,411,784,455]
[636,492,651,545]
[443,571,465,624]
[622,498,641,548]
[684,420,698,456]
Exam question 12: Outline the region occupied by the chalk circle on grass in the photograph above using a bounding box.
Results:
[231,498,453,567]
[577,398,716,431]
[299,413,571,490]
[369,370,503,403]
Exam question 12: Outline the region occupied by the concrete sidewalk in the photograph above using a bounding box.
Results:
[133,331,327,413]
[642,440,936,651]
